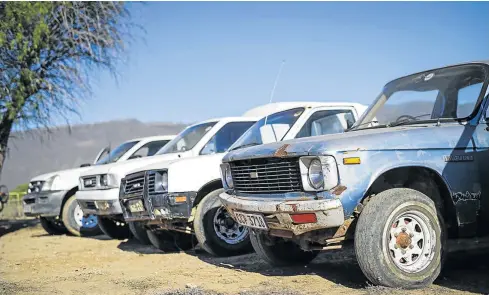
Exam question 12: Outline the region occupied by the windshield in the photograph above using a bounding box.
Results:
[230,108,304,151]
[353,64,488,130]
[156,121,217,154]
[95,141,139,165]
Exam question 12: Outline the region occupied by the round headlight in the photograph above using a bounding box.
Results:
[308,159,324,189]
[225,166,234,188]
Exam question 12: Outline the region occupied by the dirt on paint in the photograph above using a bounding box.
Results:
[1,220,489,295]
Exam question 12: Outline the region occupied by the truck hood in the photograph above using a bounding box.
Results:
[80,153,185,178]
[30,167,93,182]
[224,123,471,161]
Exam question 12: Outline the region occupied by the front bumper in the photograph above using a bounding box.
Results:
[219,191,345,236]
[120,191,197,222]
[22,190,67,217]
[76,188,123,216]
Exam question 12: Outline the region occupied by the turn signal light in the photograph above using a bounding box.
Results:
[174,196,187,203]
[290,213,317,224]
[343,157,361,165]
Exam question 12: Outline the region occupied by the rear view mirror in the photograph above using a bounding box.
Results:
[80,163,91,168]
[259,124,290,144]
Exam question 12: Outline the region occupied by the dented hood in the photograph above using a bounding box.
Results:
[224,123,472,162]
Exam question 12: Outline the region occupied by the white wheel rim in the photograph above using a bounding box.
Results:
[74,204,84,227]
[385,210,436,273]
[213,206,248,245]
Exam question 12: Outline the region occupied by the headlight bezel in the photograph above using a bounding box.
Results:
[299,156,338,192]
[41,175,61,191]
[220,163,234,189]
[80,173,119,190]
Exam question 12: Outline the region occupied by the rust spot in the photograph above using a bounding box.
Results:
[396,232,411,248]
[332,218,353,238]
[274,144,290,157]
[287,203,298,212]
[332,185,347,196]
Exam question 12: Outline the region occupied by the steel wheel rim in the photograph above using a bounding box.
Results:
[73,204,84,227]
[213,206,248,245]
[82,215,98,228]
[385,210,436,273]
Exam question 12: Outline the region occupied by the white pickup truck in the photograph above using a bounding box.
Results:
[77,106,274,240]
[22,135,175,236]
[119,102,367,256]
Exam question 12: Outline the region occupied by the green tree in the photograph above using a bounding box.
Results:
[0,2,134,178]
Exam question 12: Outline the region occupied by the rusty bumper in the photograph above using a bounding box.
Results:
[218,191,345,236]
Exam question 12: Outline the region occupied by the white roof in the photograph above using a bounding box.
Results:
[242,101,367,117]
[128,135,177,142]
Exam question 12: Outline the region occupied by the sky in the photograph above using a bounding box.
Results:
[77,2,489,126]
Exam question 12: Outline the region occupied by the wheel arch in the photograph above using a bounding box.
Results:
[193,179,223,208]
[60,186,78,213]
[363,165,458,237]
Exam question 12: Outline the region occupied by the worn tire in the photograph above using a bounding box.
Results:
[147,229,196,252]
[354,188,445,289]
[250,230,319,266]
[194,189,252,257]
[61,194,101,237]
[40,217,66,235]
[98,216,131,240]
[129,221,151,245]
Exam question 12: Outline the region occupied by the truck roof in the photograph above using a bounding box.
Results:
[127,135,176,142]
[243,101,368,117]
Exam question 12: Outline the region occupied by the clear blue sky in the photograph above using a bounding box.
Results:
[77,2,489,125]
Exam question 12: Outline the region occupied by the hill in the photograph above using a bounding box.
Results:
[2,119,187,189]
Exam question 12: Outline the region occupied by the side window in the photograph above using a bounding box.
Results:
[200,122,255,155]
[129,140,171,159]
[296,110,355,139]
[457,82,483,118]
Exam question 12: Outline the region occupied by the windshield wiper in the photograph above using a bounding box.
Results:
[229,142,261,152]
[389,114,432,127]
[348,120,380,131]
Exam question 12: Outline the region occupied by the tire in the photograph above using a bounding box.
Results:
[40,217,67,235]
[147,229,196,252]
[250,230,319,266]
[194,188,252,257]
[354,188,446,289]
[61,194,101,237]
[128,221,151,245]
[98,216,131,240]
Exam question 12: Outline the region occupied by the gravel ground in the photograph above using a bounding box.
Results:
[1,219,489,295]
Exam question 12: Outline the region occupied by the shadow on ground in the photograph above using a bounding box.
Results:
[0,219,38,238]
[195,244,489,294]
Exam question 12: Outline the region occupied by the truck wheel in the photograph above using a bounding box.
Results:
[147,229,196,252]
[40,217,66,235]
[128,221,151,245]
[250,230,319,266]
[354,188,445,289]
[97,216,131,240]
[194,188,252,257]
[61,194,101,237]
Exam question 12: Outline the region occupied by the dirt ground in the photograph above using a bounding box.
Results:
[1,220,489,295]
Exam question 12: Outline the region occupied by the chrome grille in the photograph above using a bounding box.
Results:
[28,181,45,193]
[123,172,145,195]
[230,158,302,194]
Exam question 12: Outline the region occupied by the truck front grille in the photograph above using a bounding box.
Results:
[147,173,156,194]
[123,172,145,196]
[230,157,302,194]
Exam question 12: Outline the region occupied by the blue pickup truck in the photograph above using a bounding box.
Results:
[219,61,489,289]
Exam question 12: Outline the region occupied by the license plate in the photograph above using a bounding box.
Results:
[233,211,268,230]
[128,200,145,213]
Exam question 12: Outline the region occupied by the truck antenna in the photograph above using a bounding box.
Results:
[264,59,286,126]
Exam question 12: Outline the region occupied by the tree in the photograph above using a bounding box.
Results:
[0,2,134,178]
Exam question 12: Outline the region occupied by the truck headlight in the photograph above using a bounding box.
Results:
[99,174,119,189]
[154,171,168,192]
[42,175,60,191]
[308,159,324,189]
[299,156,338,192]
[220,163,234,189]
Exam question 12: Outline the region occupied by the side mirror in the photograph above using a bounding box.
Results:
[80,163,91,168]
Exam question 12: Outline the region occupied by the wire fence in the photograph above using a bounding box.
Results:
[1,192,27,219]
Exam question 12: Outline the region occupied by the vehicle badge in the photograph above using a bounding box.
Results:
[250,172,259,179]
